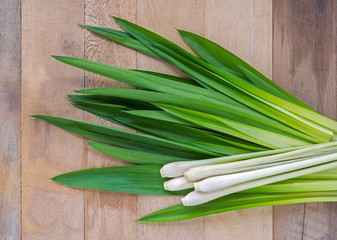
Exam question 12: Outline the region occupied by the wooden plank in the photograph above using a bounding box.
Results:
[136,1,205,239]
[204,1,273,239]
[273,0,337,239]
[84,1,137,239]
[273,204,305,240]
[21,0,85,239]
[0,0,21,239]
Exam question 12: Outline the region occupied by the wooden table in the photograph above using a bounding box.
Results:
[1,0,337,239]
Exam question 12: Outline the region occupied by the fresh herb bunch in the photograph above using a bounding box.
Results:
[33,17,337,222]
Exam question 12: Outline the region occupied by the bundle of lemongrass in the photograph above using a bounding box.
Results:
[33,17,337,222]
[161,142,337,206]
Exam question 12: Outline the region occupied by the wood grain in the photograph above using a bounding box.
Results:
[0,0,21,239]
[21,0,85,239]
[84,1,137,239]
[136,1,206,240]
[273,0,337,239]
[205,1,273,239]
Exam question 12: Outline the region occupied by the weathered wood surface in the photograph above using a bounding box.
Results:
[273,0,337,239]
[0,0,21,239]
[21,0,85,239]
[2,0,337,239]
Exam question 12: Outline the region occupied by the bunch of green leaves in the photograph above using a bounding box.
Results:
[34,17,337,222]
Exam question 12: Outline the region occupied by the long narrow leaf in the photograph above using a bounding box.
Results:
[32,115,210,159]
[76,88,317,146]
[87,142,190,164]
[138,192,337,222]
[177,29,311,108]
[112,113,252,155]
[83,25,159,58]
[53,164,190,195]
[110,18,334,140]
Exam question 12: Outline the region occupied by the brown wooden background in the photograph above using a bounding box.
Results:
[1,0,337,239]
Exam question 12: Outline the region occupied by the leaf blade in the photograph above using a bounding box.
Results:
[53,164,190,195]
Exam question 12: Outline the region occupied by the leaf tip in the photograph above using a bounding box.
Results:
[51,176,59,182]
[111,16,122,22]
[136,217,147,222]
[86,141,97,148]
[81,24,96,31]
[51,55,67,62]
[31,114,44,119]
[176,29,188,35]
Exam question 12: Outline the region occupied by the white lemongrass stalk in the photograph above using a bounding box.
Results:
[182,160,337,206]
[186,142,337,181]
[164,176,194,191]
[160,145,305,178]
[164,159,298,192]
[191,158,304,181]
[194,152,337,192]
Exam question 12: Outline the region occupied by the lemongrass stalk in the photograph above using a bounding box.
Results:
[186,148,335,181]
[186,141,337,181]
[187,158,304,181]
[164,176,194,191]
[182,160,337,206]
[194,152,337,192]
[160,145,306,178]
[166,159,300,192]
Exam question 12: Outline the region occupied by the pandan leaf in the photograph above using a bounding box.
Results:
[87,142,190,164]
[177,29,311,108]
[53,164,191,195]
[32,115,210,159]
[83,25,159,58]
[139,192,337,222]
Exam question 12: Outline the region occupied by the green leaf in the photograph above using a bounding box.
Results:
[53,55,243,109]
[108,18,334,140]
[68,94,157,110]
[113,17,203,66]
[83,25,159,58]
[138,192,337,222]
[112,112,252,155]
[295,167,337,180]
[53,164,190,195]
[71,102,121,124]
[132,70,198,86]
[54,55,323,145]
[75,89,276,150]
[159,104,310,149]
[72,101,125,114]
[73,99,267,152]
[126,110,195,126]
[177,29,311,108]
[72,100,251,155]
[87,142,190,164]
[244,180,337,193]
[32,115,209,159]
[77,87,318,146]
[145,42,332,143]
